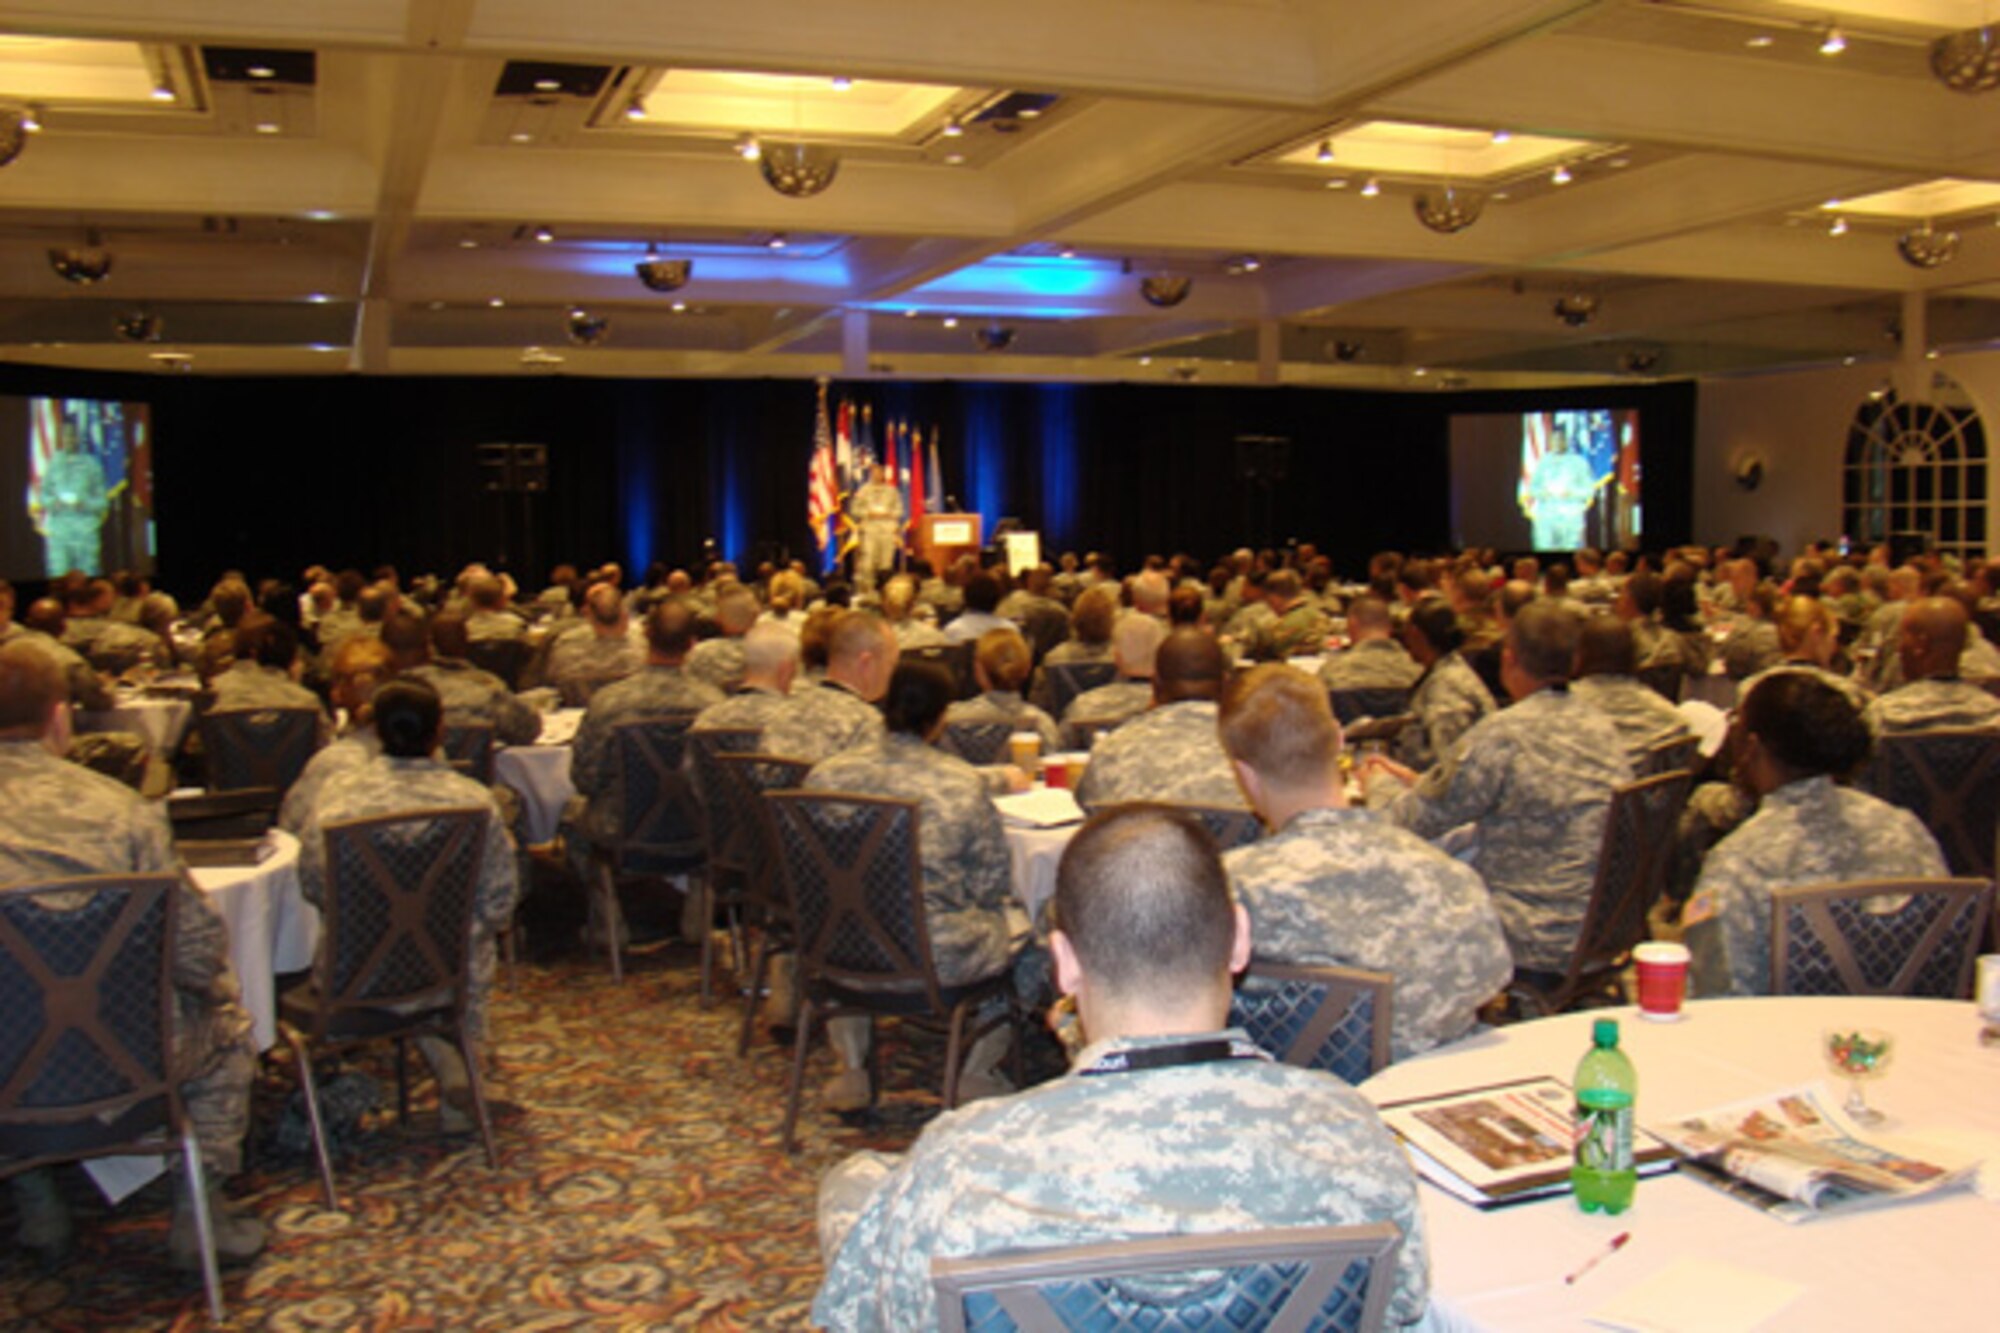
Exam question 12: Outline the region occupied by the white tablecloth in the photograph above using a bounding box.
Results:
[1361,997,2000,1332]
[188,830,316,1051]
[1005,822,1077,922]
[493,729,579,845]
[77,695,194,759]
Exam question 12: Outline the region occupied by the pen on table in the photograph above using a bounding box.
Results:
[1563,1231,1630,1286]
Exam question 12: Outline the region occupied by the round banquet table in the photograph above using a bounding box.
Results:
[1361,997,2000,1332]
[492,709,582,845]
[186,830,317,1051]
[1005,822,1075,922]
[77,692,194,759]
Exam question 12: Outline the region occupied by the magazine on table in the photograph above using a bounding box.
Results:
[1377,1076,1676,1208]
[1653,1084,1976,1224]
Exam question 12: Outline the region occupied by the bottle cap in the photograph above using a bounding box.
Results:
[1592,1017,1619,1048]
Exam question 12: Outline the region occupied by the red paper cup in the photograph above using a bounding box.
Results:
[1633,941,1690,1021]
[1043,756,1069,789]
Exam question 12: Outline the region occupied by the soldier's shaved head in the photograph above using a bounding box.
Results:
[1898,596,1969,682]
[0,638,66,735]
[1153,628,1226,705]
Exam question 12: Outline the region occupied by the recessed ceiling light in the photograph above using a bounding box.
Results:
[489,297,505,308]
[1325,177,1348,190]
[1608,157,1630,169]
[459,237,479,249]
[1316,139,1334,164]
[1819,25,1846,56]
[671,300,687,312]
[830,76,852,91]
[1823,198,1843,209]
[1829,216,1849,237]
[1411,366,1429,377]
[1490,129,1512,144]
[942,316,959,329]
[510,131,533,143]
[1018,107,1042,119]
[20,106,41,133]
[767,233,787,249]
[943,152,965,165]
[1746,34,1774,49]
[533,226,554,243]
[248,65,276,79]
[1551,164,1573,185]
[904,308,919,317]
[306,293,330,304]
[1139,356,1152,366]
[1058,245,1076,258]
[624,100,646,121]
[1491,190,1510,201]
[942,119,964,138]
[1360,178,1381,198]
[1842,355,1857,366]
[736,133,761,161]
[1925,348,1940,360]
[533,78,561,92]
[254,121,280,134]
[151,84,174,102]
[303,210,337,221]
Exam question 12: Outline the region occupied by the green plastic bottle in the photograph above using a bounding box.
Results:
[1572,1017,1637,1214]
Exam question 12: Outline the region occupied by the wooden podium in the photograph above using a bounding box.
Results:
[916,513,982,570]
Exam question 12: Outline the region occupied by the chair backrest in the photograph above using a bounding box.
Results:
[440,722,496,785]
[1228,962,1393,1084]
[1861,728,2000,880]
[312,807,488,1028]
[201,706,321,794]
[0,875,181,1159]
[465,638,531,691]
[932,1222,1405,1333]
[1327,687,1411,727]
[1635,663,1683,703]
[1093,801,1263,853]
[1555,769,1692,998]
[765,792,941,1005]
[688,728,763,877]
[608,713,706,874]
[941,720,1017,765]
[1046,660,1118,718]
[1770,877,1992,998]
[1636,734,1700,778]
[907,642,977,699]
[713,753,815,916]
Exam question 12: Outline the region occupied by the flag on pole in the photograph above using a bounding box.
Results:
[908,424,928,537]
[806,382,838,564]
[927,428,945,515]
[835,398,854,491]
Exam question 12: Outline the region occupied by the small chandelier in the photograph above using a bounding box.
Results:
[565,308,611,345]
[758,140,841,197]
[1931,26,2000,93]
[1896,223,1960,269]
[50,233,114,285]
[1552,292,1599,327]
[634,249,692,293]
[1138,274,1192,308]
[0,106,28,168]
[1413,185,1486,234]
[113,310,162,342]
[975,323,1016,352]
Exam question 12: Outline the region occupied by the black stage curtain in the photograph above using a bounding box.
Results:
[0,363,1694,600]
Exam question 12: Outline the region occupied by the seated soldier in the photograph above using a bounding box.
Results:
[1074,628,1247,810]
[1864,597,2000,735]
[1569,617,1693,767]
[812,806,1433,1332]
[0,639,265,1267]
[942,627,1060,755]
[1059,612,1162,748]
[1685,673,1946,997]
[1221,665,1510,1058]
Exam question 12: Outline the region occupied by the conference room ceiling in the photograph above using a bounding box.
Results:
[0,0,1998,386]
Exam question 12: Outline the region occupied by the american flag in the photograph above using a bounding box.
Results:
[806,381,838,558]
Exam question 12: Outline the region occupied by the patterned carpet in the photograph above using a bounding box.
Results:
[0,878,1018,1330]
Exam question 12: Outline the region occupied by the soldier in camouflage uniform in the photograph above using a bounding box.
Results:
[760,610,895,762]
[1240,569,1328,661]
[880,574,949,650]
[280,637,394,834]
[850,463,905,595]
[942,627,1060,754]
[1075,630,1246,811]
[1220,666,1510,1059]
[563,601,725,863]
[685,585,759,692]
[1369,602,1632,976]
[1863,598,2000,735]
[534,583,642,706]
[1319,594,1422,693]
[391,611,541,747]
[0,639,264,1266]
[812,807,1432,1333]
[804,661,1029,1111]
[1395,598,1496,772]
[1059,613,1161,749]
[1684,673,1945,997]
[690,622,800,737]
[0,580,110,709]
[295,679,519,1116]
[1027,584,1117,714]
[461,573,527,644]
[1570,617,1692,766]
[207,619,331,744]
[31,419,108,576]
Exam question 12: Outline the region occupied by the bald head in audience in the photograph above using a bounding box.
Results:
[1153,628,1226,706]
[1898,597,1970,683]
[584,583,627,636]
[0,638,68,744]
[826,610,898,701]
[741,622,800,694]
[1111,613,1165,682]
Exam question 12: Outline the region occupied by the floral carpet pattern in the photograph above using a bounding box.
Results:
[0,901,987,1331]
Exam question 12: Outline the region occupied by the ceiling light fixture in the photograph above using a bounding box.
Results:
[533,225,554,243]
[943,152,965,165]
[766,233,788,249]
[0,107,29,167]
[1360,177,1381,198]
[1551,164,1573,185]
[942,315,959,328]
[671,300,688,312]
[533,78,562,93]
[489,297,506,308]
[1829,216,1849,237]
[975,323,1015,352]
[1325,177,1348,190]
[113,311,162,343]
[635,245,693,292]
[1552,292,1599,327]
[624,98,647,121]
[19,105,41,134]
[941,118,965,138]
[248,64,276,79]
[459,237,479,249]
[1819,25,1846,56]
[1931,24,2000,92]
[1896,222,1960,269]
[735,133,762,161]
[566,308,610,346]
[1746,34,1775,49]
[1316,139,1334,163]
[1490,129,1512,144]
[49,233,113,285]
[151,83,174,102]
[1139,274,1193,307]
[509,131,533,143]
[1225,254,1262,275]
[758,140,841,197]
[1413,185,1486,234]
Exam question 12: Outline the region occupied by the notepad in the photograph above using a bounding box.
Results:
[1587,1257,1803,1333]
[994,787,1085,828]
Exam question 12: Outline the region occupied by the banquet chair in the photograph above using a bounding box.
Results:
[586,713,707,982]
[1636,734,1701,779]
[440,722,496,785]
[1327,687,1411,728]
[278,807,499,1209]
[200,706,321,800]
[1769,877,1991,999]
[713,753,815,1055]
[1092,801,1263,853]
[1860,728,2000,882]
[0,874,228,1322]
[686,727,762,1006]
[1508,768,1691,1017]
[1229,962,1393,1084]
[906,642,977,699]
[766,791,1023,1152]
[1044,660,1118,719]
[930,1222,1405,1333]
[940,720,1016,765]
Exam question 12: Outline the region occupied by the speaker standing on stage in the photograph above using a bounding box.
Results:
[850,462,904,595]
